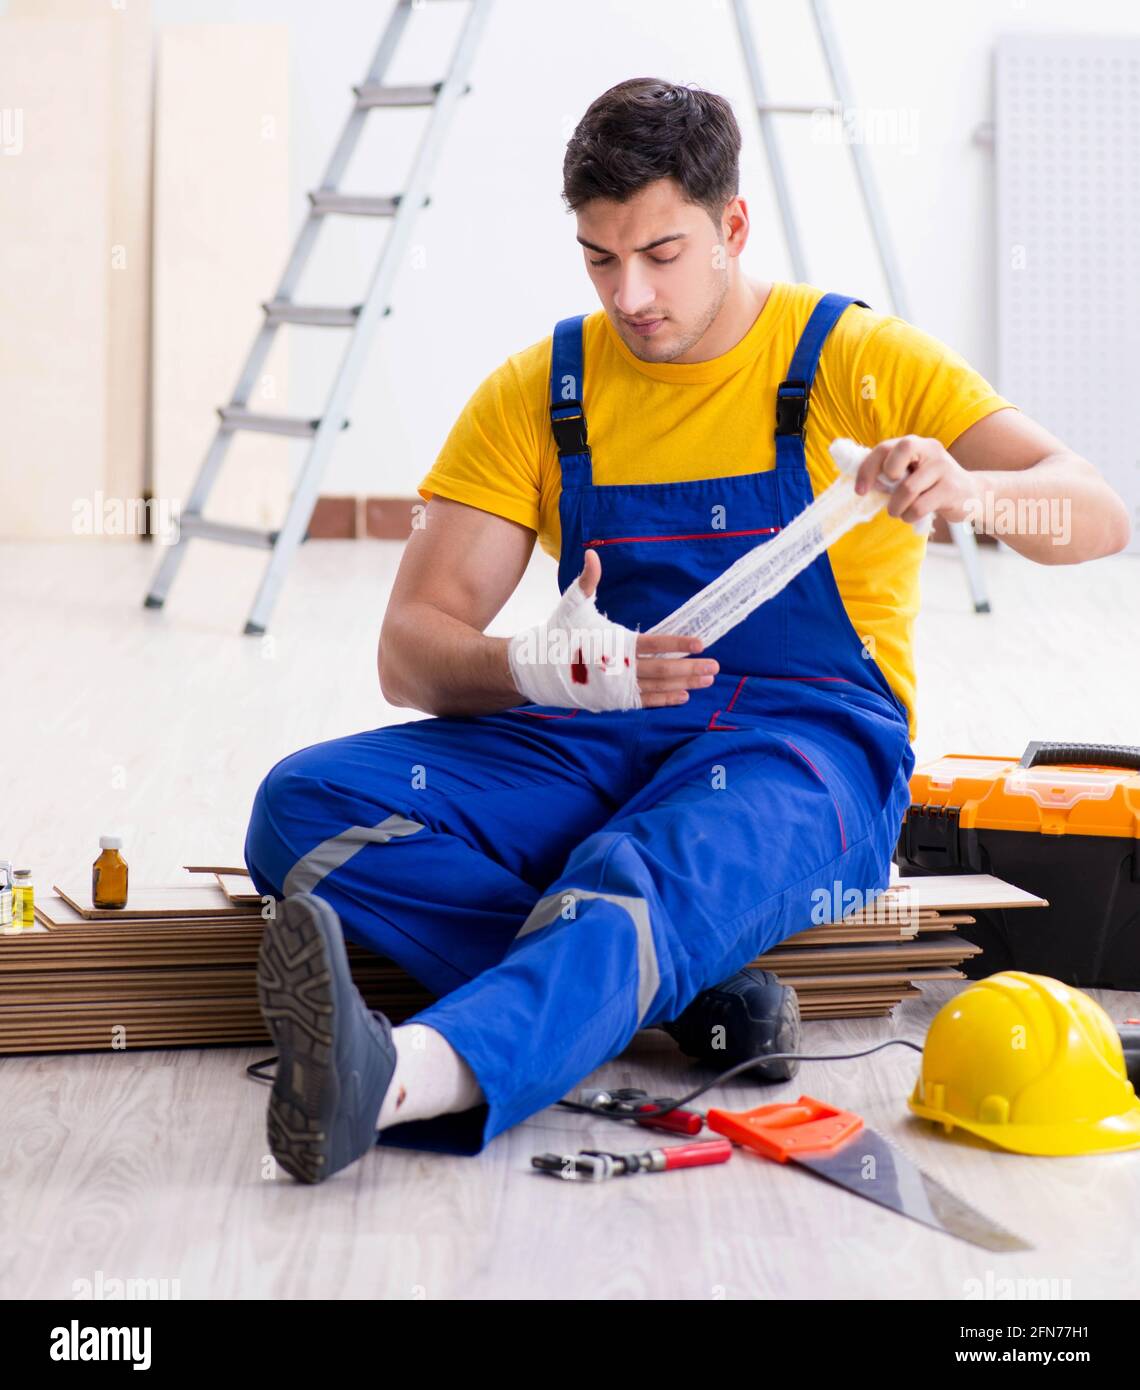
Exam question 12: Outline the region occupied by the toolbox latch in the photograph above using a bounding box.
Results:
[900,804,963,869]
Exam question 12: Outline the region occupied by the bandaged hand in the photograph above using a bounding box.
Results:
[507,552,718,712]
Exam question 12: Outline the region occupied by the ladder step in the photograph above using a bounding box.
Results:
[180,515,277,550]
[263,300,363,327]
[218,407,350,437]
[309,191,400,217]
[354,82,441,109]
[218,407,319,438]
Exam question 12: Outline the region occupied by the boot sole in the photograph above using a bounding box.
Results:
[256,897,342,1184]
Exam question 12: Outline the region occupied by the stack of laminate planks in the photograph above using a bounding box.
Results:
[0,871,434,1054]
[750,873,1047,1019]
[0,869,1047,1053]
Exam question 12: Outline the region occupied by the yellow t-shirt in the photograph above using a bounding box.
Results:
[418,282,1016,739]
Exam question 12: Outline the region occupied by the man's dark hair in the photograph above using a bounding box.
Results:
[562,78,741,227]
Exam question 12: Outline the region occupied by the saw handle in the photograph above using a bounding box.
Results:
[706,1095,864,1163]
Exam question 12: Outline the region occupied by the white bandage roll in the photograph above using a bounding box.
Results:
[830,439,935,539]
[507,577,642,712]
[646,438,932,651]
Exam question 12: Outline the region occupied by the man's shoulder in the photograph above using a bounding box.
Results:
[820,292,964,369]
[486,321,566,399]
[811,291,956,393]
[487,310,610,402]
[764,281,894,361]
[814,288,894,352]
[455,330,556,425]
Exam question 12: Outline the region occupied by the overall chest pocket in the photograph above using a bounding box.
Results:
[581,523,790,673]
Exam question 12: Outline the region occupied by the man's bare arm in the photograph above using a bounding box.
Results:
[379,496,719,717]
[947,408,1132,563]
[379,497,534,717]
[854,408,1132,564]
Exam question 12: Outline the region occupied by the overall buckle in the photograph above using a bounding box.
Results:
[550,400,590,456]
[775,380,809,437]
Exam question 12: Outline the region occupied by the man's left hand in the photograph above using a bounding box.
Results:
[853,435,980,527]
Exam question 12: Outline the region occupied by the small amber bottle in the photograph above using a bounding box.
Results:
[93,835,128,909]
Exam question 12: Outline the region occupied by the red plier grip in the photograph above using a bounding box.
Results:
[659,1137,733,1170]
[635,1102,703,1136]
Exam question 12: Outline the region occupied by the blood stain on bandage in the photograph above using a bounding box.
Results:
[571,647,588,684]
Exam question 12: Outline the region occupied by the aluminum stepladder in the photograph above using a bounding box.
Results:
[144,0,494,634]
[733,0,991,612]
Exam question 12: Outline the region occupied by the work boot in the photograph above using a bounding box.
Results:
[661,967,801,1082]
[256,892,398,1184]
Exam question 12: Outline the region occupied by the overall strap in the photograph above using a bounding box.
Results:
[549,314,592,488]
[775,292,870,470]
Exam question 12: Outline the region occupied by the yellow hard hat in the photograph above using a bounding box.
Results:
[908,971,1140,1156]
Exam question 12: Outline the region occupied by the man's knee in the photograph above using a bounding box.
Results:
[552,831,700,1022]
[248,750,303,840]
[244,744,339,892]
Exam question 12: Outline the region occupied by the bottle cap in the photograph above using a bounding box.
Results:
[13,869,31,879]
[99,836,123,850]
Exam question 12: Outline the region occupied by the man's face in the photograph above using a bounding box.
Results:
[575,177,743,363]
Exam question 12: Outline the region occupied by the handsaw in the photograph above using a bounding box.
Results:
[707,1094,1030,1252]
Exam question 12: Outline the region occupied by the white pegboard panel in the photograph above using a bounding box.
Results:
[995,33,1140,552]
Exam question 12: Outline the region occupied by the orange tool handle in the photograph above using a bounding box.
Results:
[705,1094,863,1162]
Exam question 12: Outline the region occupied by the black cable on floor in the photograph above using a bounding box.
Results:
[245,1037,924,1121]
[554,1037,924,1123]
[247,1055,277,1083]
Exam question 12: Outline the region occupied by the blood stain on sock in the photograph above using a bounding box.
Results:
[571,647,588,684]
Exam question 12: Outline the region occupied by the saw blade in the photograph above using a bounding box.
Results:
[795,1128,1031,1252]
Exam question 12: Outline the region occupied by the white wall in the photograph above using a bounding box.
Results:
[142,0,1140,499]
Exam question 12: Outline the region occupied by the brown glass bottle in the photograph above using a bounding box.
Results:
[93,835,128,909]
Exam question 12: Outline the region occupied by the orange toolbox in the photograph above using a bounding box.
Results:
[895,742,1140,987]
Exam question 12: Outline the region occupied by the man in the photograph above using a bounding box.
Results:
[244,78,1130,1184]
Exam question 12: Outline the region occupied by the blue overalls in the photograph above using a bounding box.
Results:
[244,291,917,1155]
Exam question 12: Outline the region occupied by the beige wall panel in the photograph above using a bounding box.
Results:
[151,24,290,530]
[8,0,153,523]
[0,19,111,539]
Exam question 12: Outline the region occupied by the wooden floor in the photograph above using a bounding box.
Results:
[2,535,1138,1300]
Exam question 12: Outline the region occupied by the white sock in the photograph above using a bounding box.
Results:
[376,1023,484,1130]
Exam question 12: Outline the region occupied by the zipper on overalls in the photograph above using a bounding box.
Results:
[582,526,781,547]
